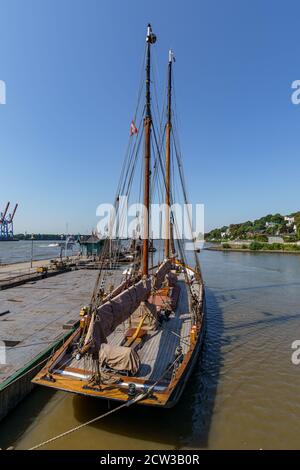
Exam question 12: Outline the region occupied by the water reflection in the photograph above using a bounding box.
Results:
[0,387,56,449]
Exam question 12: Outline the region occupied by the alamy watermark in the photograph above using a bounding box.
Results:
[96,196,204,246]
[291,340,300,365]
[0,80,6,104]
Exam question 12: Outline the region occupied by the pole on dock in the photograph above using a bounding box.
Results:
[30,234,34,268]
[65,223,68,259]
[60,234,63,261]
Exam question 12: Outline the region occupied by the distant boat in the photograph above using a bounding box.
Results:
[57,236,76,249]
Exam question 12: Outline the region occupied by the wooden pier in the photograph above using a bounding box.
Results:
[0,269,99,421]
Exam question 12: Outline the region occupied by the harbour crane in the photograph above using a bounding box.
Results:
[0,202,10,223]
[0,202,18,240]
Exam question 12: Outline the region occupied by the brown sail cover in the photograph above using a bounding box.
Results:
[83,280,129,347]
[154,259,173,289]
[92,260,173,350]
[93,278,152,349]
[99,343,140,375]
[105,279,128,300]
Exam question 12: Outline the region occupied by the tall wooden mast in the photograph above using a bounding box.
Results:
[142,24,156,276]
[164,50,173,259]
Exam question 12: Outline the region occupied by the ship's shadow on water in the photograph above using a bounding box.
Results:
[0,387,56,449]
[72,288,223,449]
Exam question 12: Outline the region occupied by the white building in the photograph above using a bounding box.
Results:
[284,216,295,227]
[268,236,284,244]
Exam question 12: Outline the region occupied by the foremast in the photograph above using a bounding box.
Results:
[142,24,157,276]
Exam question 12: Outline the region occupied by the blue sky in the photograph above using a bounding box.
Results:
[0,0,300,234]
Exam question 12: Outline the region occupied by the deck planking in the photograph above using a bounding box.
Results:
[137,279,192,380]
[67,278,193,383]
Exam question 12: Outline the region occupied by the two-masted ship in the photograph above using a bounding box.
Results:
[33,24,206,408]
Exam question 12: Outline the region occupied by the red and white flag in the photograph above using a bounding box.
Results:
[130,119,138,136]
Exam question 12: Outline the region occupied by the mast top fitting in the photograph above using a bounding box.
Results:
[146,23,157,44]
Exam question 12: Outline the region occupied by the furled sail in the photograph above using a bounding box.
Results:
[92,278,152,350]
[105,279,129,300]
[91,260,173,351]
[153,259,173,289]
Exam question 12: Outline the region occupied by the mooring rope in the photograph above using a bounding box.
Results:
[28,393,145,450]
[28,352,184,450]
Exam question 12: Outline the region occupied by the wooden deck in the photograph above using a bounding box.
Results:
[138,280,191,380]
[64,278,192,383]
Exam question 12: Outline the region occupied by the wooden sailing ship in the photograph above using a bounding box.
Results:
[33,24,206,408]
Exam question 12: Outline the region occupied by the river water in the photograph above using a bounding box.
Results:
[0,240,79,265]
[1,250,300,449]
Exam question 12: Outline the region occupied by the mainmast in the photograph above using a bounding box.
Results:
[142,24,156,276]
[164,50,173,259]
